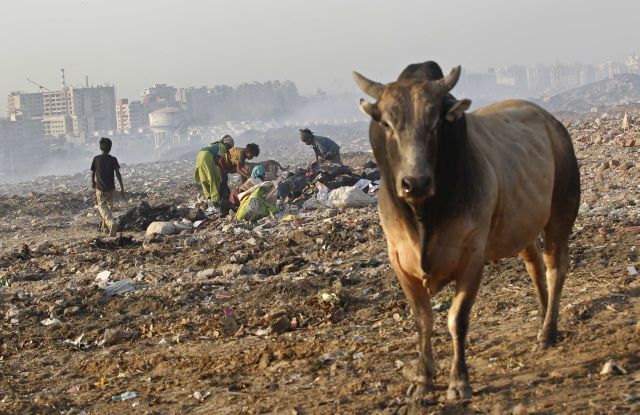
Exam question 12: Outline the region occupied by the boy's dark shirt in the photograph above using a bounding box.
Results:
[91,154,120,191]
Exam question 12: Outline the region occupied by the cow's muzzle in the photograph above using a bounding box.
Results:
[399,175,435,200]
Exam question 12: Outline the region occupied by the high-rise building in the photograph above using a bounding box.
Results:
[116,98,130,131]
[40,85,116,138]
[627,54,639,74]
[6,92,44,118]
[597,61,627,81]
[526,65,552,93]
[42,89,71,117]
[0,116,45,179]
[42,89,73,136]
[70,85,117,134]
[176,87,209,123]
[142,84,177,105]
[116,98,146,131]
[43,115,73,137]
[495,65,528,93]
[578,65,597,85]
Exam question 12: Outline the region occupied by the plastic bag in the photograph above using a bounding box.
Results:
[316,182,329,202]
[327,186,375,209]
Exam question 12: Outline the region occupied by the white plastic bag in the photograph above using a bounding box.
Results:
[327,186,375,209]
[316,182,329,202]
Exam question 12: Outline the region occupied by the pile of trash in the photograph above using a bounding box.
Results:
[275,160,380,211]
[565,109,640,148]
[106,156,382,235]
[119,201,185,231]
[222,158,380,224]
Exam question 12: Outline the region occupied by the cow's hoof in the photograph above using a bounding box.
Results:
[531,340,546,353]
[537,327,558,344]
[535,333,557,351]
[406,382,434,398]
[446,382,472,401]
[537,338,557,351]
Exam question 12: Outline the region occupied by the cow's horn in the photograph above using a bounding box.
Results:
[352,71,384,100]
[439,66,462,92]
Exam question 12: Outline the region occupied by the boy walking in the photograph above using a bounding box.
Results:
[91,137,125,236]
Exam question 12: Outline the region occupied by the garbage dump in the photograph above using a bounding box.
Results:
[0,129,638,414]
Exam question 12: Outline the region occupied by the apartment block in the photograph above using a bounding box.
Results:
[6,92,44,118]
[142,84,177,105]
[116,98,146,131]
[39,85,117,138]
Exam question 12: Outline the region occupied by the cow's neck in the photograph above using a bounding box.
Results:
[374,114,479,273]
[406,115,478,273]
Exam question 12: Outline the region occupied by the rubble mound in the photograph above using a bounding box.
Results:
[544,73,640,112]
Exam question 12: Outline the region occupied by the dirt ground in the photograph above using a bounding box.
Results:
[0,145,638,415]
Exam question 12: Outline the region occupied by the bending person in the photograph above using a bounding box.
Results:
[300,128,341,165]
[194,135,235,214]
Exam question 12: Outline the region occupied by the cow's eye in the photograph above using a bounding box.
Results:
[380,120,390,129]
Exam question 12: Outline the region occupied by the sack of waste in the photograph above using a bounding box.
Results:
[146,221,177,236]
[327,186,375,209]
[236,182,278,222]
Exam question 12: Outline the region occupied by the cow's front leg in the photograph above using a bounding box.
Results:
[393,256,435,395]
[446,263,483,400]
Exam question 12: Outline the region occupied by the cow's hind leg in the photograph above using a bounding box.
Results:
[392,257,435,395]
[447,262,483,400]
[539,200,578,348]
[538,223,571,349]
[538,122,580,349]
[519,243,548,322]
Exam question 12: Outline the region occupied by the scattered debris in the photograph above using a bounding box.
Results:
[40,318,61,326]
[193,391,210,402]
[600,359,628,375]
[95,270,112,288]
[319,349,348,364]
[104,279,135,297]
[111,391,140,402]
[269,314,292,335]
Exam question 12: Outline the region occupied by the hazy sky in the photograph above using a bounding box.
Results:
[2,0,638,101]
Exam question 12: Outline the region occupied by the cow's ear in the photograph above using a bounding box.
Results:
[445,99,471,122]
[359,99,381,122]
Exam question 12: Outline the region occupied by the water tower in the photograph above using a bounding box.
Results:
[149,107,181,148]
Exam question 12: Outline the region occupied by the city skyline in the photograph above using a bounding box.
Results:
[7,54,639,101]
[1,0,639,101]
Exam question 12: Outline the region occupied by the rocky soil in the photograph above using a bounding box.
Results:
[0,123,639,414]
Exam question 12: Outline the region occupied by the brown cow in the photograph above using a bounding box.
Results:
[353,62,580,400]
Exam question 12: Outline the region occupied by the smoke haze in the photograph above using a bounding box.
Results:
[1,0,639,99]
